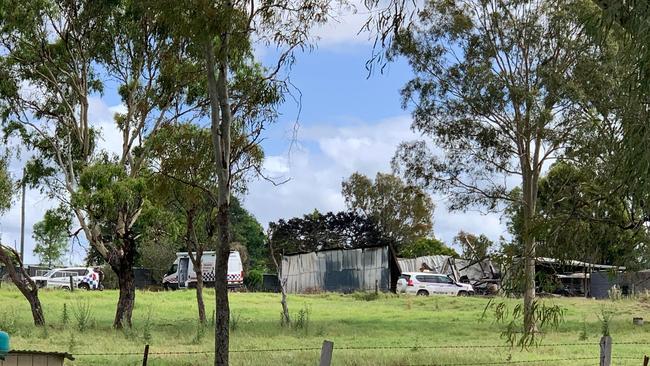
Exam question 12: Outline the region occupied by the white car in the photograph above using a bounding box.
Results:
[31,267,93,290]
[397,272,475,296]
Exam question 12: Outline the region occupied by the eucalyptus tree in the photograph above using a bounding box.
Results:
[148,122,263,325]
[341,172,434,253]
[0,0,201,328]
[32,206,72,268]
[0,157,45,326]
[365,0,606,333]
[151,1,342,363]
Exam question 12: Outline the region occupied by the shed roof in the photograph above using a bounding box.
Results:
[9,350,75,361]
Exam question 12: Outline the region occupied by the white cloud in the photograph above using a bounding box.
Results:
[312,2,370,47]
[88,97,123,156]
[243,115,510,246]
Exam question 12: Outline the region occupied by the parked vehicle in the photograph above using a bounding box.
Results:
[396,272,475,296]
[162,251,244,290]
[30,267,93,290]
[78,267,104,290]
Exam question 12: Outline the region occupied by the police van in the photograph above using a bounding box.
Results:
[162,251,244,290]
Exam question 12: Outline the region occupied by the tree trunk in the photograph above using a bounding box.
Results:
[521,170,537,334]
[205,9,233,361]
[113,265,135,329]
[215,203,231,366]
[26,292,46,326]
[109,241,136,329]
[269,235,290,325]
[0,246,45,326]
[195,261,206,325]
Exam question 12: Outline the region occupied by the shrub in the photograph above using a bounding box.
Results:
[72,300,93,332]
[143,308,153,343]
[292,304,311,333]
[0,310,18,334]
[192,321,206,344]
[244,269,263,291]
[61,303,69,327]
[230,312,241,332]
[352,291,380,301]
[598,307,614,337]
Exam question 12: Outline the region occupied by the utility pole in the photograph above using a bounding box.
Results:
[19,167,25,263]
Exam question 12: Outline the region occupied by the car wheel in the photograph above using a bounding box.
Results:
[457,291,468,296]
[79,283,90,291]
[417,290,429,296]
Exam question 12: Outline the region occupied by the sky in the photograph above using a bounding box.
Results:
[0,7,508,265]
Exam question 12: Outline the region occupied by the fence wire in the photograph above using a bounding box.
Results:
[73,340,650,356]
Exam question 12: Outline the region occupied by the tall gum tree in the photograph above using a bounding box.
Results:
[0,0,201,328]
[153,1,344,364]
[147,122,264,325]
[371,0,605,333]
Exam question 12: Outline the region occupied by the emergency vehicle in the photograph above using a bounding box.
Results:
[162,251,244,290]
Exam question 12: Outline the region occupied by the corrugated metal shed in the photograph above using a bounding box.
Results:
[282,246,398,293]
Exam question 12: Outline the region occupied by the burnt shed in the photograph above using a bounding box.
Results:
[281,246,400,294]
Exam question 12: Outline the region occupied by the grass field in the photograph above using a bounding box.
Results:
[1,287,650,365]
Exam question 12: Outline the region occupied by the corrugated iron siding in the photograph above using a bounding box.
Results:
[590,271,650,299]
[282,247,390,293]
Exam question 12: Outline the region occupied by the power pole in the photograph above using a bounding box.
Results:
[19,167,26,263]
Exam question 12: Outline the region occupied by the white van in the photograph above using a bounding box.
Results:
[162,251,244,290]
[30,267,93,290]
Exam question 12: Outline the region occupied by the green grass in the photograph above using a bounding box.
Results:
[1,286,650,365]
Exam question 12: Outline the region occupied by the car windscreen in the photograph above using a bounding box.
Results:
[42,270,55,277]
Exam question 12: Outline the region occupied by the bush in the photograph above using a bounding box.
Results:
[244,269,263,291]
[0,310,17,334]
[352,291,380,301]
[292,304,311,333]
[101,267,118,290]
[72,300,93,331]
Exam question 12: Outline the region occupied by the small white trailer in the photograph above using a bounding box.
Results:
[162,251,244,290]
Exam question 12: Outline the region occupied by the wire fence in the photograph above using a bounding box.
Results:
[69,340,650,365]
[73,340,650,356]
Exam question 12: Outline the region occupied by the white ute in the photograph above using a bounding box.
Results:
[397,272,475,296]
[162,251,244,290]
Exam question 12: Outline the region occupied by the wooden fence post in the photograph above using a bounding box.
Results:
[69,276,74,292]
[599,335,612,366]
[319,340,333,366]
[142,344,149,366]
[643,355,649,366]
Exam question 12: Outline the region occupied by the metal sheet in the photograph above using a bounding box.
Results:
[282,247,391,293]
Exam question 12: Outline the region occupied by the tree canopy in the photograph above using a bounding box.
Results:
[32,206,72,267]
[400,237,458,258]
[268,210,390,257]
[506,162,650,268]
[0,158,11,215]
[342,172,434,252]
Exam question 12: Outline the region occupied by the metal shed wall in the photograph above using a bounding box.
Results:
[590,271,650,299]
[282,247,391,293]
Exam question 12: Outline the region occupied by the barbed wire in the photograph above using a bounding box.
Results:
[73,341,650,356]
[407,357,600,366]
